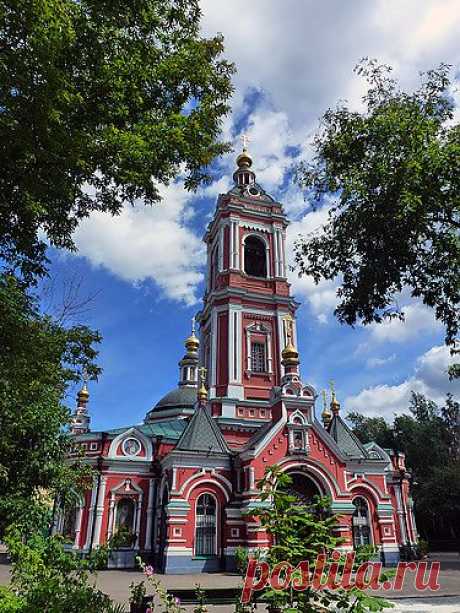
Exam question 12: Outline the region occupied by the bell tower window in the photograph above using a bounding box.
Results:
[251,342,266,373]
[244,236,267,278]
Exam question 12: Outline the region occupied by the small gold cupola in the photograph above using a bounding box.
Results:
[321,389,332,427]
[329,380,341,415]
[179,317,200,387]
[233,134,256,189]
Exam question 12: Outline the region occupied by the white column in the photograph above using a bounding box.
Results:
[234,221,240,269]
[107,493,116,540]
[134,495,143,549]
[246,327,251,371]
[280,231,286,277]
[274,229,280,277]
[210,310,218,395]
[395,483,408,544]
[73,502,85,549]
[92,475,107,547]
[249,467,256,490]
[84,477,98,550]
[218,226,224,271]
[228,305,235,382]
[144,479,155,551]
[229,220,234,268]
[267,332,273,374]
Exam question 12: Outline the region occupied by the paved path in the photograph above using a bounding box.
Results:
[1,552,459,611]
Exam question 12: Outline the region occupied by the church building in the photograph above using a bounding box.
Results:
[62,145,418,573]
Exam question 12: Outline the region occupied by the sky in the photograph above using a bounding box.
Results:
[49,0,460,431]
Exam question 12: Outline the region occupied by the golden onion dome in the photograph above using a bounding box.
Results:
[185,332,199,352]
[330,394,341,415]
[236,149,253,169]
[282,342,299,365]
[321,408,332,426]
[77,384,89,402]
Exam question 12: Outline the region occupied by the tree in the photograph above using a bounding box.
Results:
[248,466,391,612]
[0,0,234,280]
[0,274,100,536]
[347,392,460,542]
[346,413,396,450]
[295,60,459,377]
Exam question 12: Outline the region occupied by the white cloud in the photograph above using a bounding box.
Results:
[202,0,460,136]
[367,302,442,343]
[366,354,396,369]
[285,203,339,320]
[73,182,205,305]
[345,345,459,418]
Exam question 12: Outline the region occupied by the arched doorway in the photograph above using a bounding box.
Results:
[285,472,322,504]
[195,493,217,557]
[352,497,372,548]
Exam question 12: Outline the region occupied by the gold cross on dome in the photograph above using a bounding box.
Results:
[241,133,251,150]
[322,389,327,409]
[82,368,89,384]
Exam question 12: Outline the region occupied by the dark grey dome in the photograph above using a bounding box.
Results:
[148,385,197,416]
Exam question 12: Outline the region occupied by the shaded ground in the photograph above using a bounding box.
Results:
[1,552,459,611]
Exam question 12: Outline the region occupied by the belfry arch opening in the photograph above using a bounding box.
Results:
[244,235,267,278]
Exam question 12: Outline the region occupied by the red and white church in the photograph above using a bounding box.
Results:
[63,146,418,572]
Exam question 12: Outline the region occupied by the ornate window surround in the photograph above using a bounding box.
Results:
[245,322,272,377]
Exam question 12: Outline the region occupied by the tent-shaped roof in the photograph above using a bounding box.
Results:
[328,414,369,460]
[175,405,230,454]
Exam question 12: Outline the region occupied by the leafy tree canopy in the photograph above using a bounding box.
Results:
[0,0,234,280]
[295,60,459,376]
[0,274,100,536]
[348,392,460,541]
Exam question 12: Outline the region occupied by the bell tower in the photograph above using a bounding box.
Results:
[197,141,300,420]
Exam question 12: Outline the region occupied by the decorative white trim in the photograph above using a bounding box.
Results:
[107,427,153,461]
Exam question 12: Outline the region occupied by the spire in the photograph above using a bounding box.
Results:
[70,371,91,434]
[321,389,332,427]
[197,366,208,404]
[329,380,341,415]
[178,319,199,387]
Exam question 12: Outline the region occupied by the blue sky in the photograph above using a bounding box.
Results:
[48,0,459,431]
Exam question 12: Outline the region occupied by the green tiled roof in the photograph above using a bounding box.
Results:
[106,420,187,440]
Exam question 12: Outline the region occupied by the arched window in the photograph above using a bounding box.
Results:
[195,493,217,556]
[352,497,372,548]
[244,236,267,278]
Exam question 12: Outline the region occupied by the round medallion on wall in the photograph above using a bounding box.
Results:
[122,437,141,457]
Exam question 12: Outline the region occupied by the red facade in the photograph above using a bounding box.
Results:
[65,147,417,572]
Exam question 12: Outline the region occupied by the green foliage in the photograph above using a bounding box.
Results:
[129,579,147,607]
[0,586,24,613]
[5,527,112,613]
[109,525,137,549]
[0,0,234,280]
[417,539,429,558]
[0,274,98,537]
[348,392,460,541]
[295,59,459,375]
[249,465,392,612]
